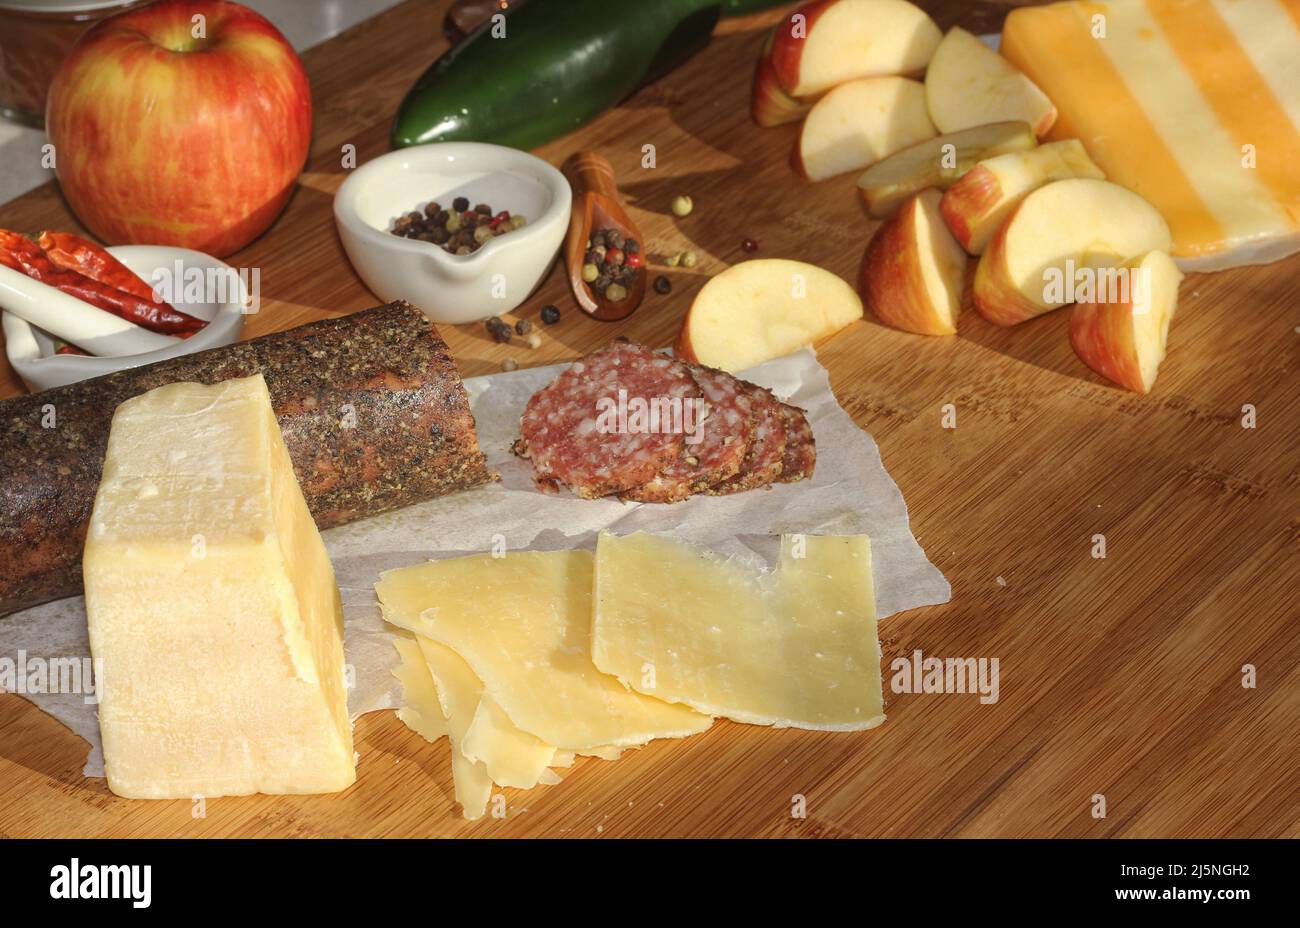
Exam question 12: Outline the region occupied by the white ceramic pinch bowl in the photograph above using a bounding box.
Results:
[2,244,246,391]
[334,142,571,325]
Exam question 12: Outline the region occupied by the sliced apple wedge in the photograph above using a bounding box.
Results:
[794,77,935,182]
[973,178,1172,326]
[941,139,1104,255]
[856,121,1037,218]
[752,29,816,127]
[1070,251,1182,394]
[860,189,966,335]
[771,0,941,98]
[676,259,863,372]
[925,27,1057,137]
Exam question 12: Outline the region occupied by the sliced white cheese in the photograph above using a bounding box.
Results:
[462,695,557,789]
[592,532,885,731]
[84,375,355,798]
[376,551,712,750]
[544,745,624,768]
[415,638,493,821]
[392,637,448,743]
[397,633,560,799]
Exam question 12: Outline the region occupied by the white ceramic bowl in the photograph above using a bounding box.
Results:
[334,143,571,325]
[2,244,246,391]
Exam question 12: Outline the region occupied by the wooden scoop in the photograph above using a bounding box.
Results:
[562,152,645,322]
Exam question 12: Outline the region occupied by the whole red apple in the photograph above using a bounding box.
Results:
[46,0,311,257]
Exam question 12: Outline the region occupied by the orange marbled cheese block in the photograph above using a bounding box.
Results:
[1001,0,1300,271]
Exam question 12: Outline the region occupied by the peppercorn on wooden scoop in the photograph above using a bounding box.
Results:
[562,152,645,322]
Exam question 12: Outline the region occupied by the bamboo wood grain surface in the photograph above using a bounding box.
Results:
[0,0,1296,838]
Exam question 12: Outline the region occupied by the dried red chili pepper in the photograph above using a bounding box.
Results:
[0,230,204,337]
[37,231,160,303]
[53,339,87,356]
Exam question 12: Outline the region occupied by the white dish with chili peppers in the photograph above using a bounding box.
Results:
[334,142,571,325]
[2,243,246,391]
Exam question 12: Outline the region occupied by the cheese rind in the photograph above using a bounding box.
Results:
[592,532,884,730]
[376,551,712,749]
[84,375,355,799]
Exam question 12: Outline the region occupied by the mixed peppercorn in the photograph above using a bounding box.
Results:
[484,304,559,351]
[582,227,642,302]
[467,187,712,341]
[391,196,527,255]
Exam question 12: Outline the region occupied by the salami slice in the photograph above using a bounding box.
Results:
[518,342,701,499]
[777,403,816,483]
[621,363,755,504]
[703,380,787,495]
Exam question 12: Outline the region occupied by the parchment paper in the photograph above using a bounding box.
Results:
[0,348,950,777]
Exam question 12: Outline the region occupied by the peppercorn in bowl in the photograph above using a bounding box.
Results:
[334,143,571,325]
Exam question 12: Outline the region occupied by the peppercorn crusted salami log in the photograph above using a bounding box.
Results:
[517,342,701,499]
[777,403,816,483]
[621,363,755,504]
[0,302,494,616]
[704,381,788,495]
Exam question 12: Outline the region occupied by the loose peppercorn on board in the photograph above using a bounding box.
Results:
[1000,0,1300,271]
[0,0,1296,837]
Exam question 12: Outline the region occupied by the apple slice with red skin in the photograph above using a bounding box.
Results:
[676,259,863,373]
[855,121,1037,219]
[793,76,935,182]
[751,28,816,127]
[973,178,1172,326]
[860,189,966,336]
[924,27,1057,138]
[770,0,941,98]
[940,139,1104,255]
[1070,251,1182,394]
[941,137,1102,253]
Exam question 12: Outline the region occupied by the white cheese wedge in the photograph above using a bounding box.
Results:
[376,551,712,750]
[592,532,885,730]
[84,375,355,799]
[415,638,493,820]
[392,637,448,743]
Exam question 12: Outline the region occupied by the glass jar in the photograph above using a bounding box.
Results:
[0,1,145,128]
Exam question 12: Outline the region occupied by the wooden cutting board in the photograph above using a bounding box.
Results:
[0,0,1296,838]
